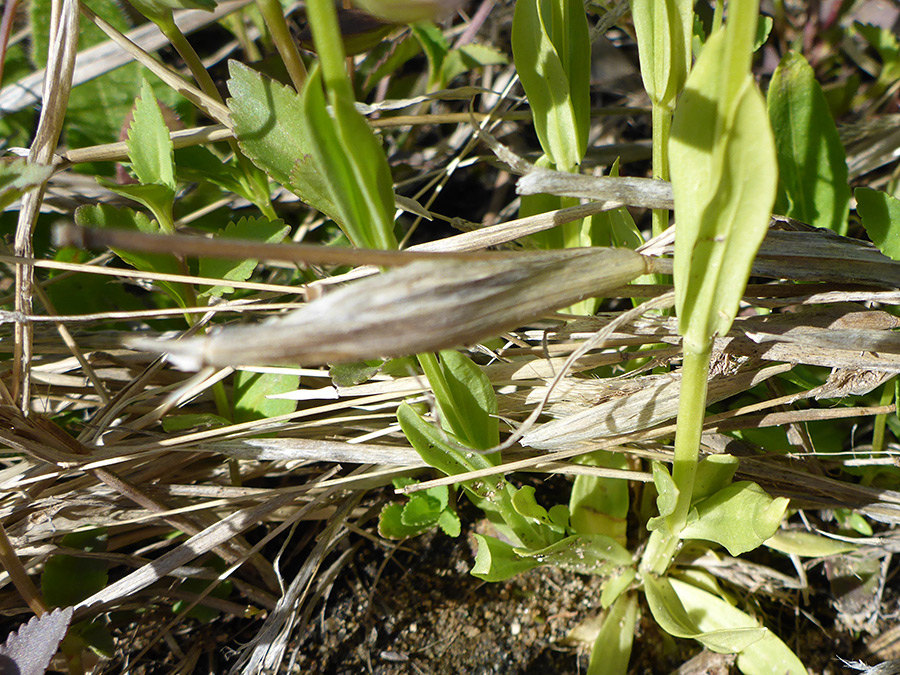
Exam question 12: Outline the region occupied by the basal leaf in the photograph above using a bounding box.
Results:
[764,531,858,557]
[856,187,900,260]
[226,61,337,220]
[569,451,629,542]
[680,481,789,556]
[645,575,767,654]
[396,402,497,479]
[379,503,432,539]
[512,485,564,532]
[232,370,299,422]
[588,592,637,675]
[767,51,850,234]
[401,493,443,527]
[410,21,450,88]
[128,79,176,191]
[0,607,73,675]
[670,578,807,673]
[513,533,632,575]
[41,529,109,608]
[471,534,542,581]
[669,22,777,353]
[74,204,190,307]
[198,217,289,296]
[0,159,53,211]
[511,0,589,171]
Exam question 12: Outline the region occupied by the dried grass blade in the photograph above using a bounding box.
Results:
[131,248,649,368]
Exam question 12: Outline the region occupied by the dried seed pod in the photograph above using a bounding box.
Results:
[131,247,648,369]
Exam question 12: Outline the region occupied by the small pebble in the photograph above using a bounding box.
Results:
[510,621,521,637]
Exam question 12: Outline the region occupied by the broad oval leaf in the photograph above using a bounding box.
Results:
[631,0,694,109]
[513,533,633,575]
[588,592,637,675]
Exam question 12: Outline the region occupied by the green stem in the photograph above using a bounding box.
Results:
[668,345,712,534]
[256,0,308,91]
[871,380,895,454]
[650,102,672,239]
[305,0,353,101]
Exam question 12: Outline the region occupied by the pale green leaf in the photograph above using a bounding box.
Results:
[767,51,850,234]
[680,482,789,556]
[435,349,498,451]
[764,531,858,557]
[669,24,778,353]
[692,454,738,501]
[645,575,767,653]
[588,592,637,675]
[226,61,337,221]
[232,371,299,422]
[670,578,807,674]
[511,0,589,171]
[471,534,541,581]
[0,159,53,211]
[569,451,629,541]
[631,0,693,109]
[513,533,632,575]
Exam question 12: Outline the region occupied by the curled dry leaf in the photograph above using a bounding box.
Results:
[130,247,648,369]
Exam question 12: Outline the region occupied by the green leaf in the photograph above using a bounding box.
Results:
[436,508,461,537]
[512,485,565,533]
[854,23,900,103]
[297,66,398,250]
[670,578,807,673]
[226,61,337,220]
[0,159,53,211]
[329,361,382,387]
[97,180,176,234]
[680,482,789,556]
[588,592,637,675]
[471,534,542,581]
[644,575,767,654]
[379,503,432,539]
[74,204,191,308]
[856,187,900,260]
[232,371,299,423]
[599,568,635,609]
[692,454,738,501]
[569,451,629,541]
[631,0,694,109]
[767,51,850,234]
[441,43,508,86]
[127,79,176,191]
[172,558,233,623]
[410,22,450,88]
[401,493,443,527]
[128,0,215,21]
[41,529,109,608]
[511,0,590,171]
[198,217,289,296]
[435,349,499,451]
[764,531,858,557]
[513,533,632,575]
[649,462,679,528]
[397,402,498,480]
[753,15,773,51]
[669,21,778,353]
